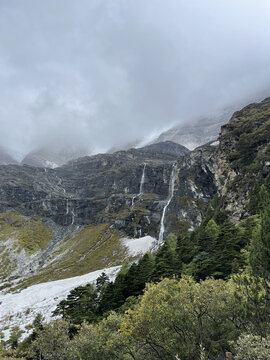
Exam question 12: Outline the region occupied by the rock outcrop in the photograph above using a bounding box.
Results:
[0,98,269,286]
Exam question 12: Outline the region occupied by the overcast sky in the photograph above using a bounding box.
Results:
[0,0,270,156]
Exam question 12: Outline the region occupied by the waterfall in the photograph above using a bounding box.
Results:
[139,163,146,196]
[66,199,75,225]
[57,176,66,194]
[158,163,177,245]
[71,210,75,225]
[131,195,136,207]
[131,163,146,207]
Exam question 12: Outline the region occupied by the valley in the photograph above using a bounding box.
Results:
[0,97,269,358]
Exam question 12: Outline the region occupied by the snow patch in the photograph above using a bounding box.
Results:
[122,236,156,257]
[210,140,220,146]
[44,160,59,168]
[0,266,120,339]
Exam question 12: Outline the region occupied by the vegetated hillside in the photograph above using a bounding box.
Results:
[43,98,270,360]
[0,98,269,292]
[1,98,269,360]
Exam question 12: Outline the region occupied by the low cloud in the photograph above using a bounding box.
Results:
[0,0,270,155]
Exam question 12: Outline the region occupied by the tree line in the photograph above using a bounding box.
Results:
[1,179,270,359]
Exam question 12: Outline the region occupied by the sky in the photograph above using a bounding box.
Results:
[0,0,270,157]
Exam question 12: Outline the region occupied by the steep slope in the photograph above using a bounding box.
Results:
[153,108,233,149]
[214,98,270,220]
[168,97,270,230]
[0,266,121,339]
[0,98,269,290]
[0,142,190,288]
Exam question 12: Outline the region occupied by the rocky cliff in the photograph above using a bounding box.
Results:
[0,98,269,289]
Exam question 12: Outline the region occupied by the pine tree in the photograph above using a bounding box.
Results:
[53,283,98,324]
[152,234,180,280]
[96,272,110,293]
[249,205,270,282]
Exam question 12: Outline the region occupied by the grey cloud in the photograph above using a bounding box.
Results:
[0,0,270,156]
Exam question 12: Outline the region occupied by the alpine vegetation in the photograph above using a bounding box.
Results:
[0,1,270,359]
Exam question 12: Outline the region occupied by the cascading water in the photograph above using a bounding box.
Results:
[131,163,146,207]
[66,198,75,225]
[139,163,146,196]
[158,162,177,245]
[131,196,136,207]
[71,210,75,225]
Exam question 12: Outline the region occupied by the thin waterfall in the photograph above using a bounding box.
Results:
[71,210,75,225]
[131,195,136,207]
[158,162,177,244]
[66,199,75,225]
[131,163,146,207]
[139,163,146,196]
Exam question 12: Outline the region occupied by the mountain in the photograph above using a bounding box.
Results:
[0,98,269,293]
[22,145,90,168]
[107,140,141,154]
[0,97,270,341]
[135,141,190,156]
[153,108,234,149]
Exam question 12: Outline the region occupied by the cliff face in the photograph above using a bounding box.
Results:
[0,143,193,285]
[214,97,270,220]
[0,98,269,287]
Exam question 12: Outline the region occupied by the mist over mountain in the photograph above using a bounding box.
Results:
[0,0,270,156]
[22,145,90,168]
[152,108,234,150]
[0,146,18,165]
[0,1,270,355]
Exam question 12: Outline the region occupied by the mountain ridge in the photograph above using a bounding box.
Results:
[0,97,269,291]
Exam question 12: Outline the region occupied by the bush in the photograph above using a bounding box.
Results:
[233,334,270,360]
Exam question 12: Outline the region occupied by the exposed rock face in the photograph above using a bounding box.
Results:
[214,97,270,220]
[0,98,269,285]
[0,141,194,284]
[135,141,190,157]
[0,143,191,235]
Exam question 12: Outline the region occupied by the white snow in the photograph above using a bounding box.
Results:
[210,140,220,146]
[0,234,158,340]
[44,160,59,168]
[0,266,120,339]
[122,236,156,257]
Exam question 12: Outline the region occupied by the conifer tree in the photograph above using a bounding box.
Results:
[249,204,270,283]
